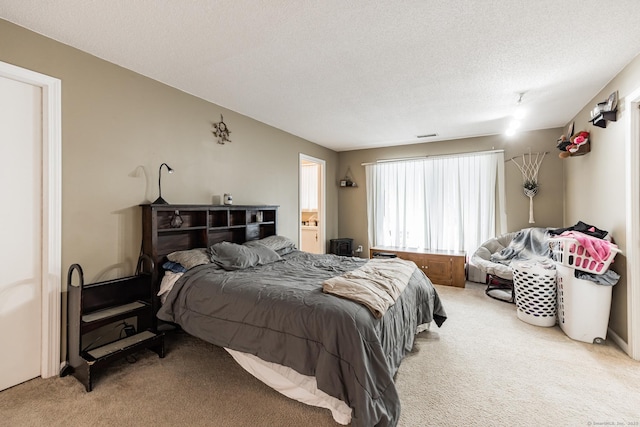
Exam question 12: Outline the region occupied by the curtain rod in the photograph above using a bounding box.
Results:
[360,149,505,166]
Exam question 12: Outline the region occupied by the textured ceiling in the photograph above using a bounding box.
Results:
[2,1,640,151]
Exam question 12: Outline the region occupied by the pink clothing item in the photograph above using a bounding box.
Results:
[559,231,612,262]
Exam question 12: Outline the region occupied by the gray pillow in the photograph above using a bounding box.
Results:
[210,241,281,271]
[274,245,295,256]
[166,248,210,270]
[245,235,297,255]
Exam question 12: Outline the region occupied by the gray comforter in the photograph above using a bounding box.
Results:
[157,251,447,427]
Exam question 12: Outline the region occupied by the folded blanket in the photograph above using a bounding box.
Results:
[322,258,417,318]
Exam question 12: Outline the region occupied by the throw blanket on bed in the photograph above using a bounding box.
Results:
[490,227,553,265]
[322,258,417,318]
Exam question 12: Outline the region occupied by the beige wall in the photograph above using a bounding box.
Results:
[563,53,640,343]
[4,16,634,349]
[337,129,565,256]
[0,19,339,283]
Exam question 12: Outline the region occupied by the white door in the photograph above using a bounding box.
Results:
[0,76,43,390]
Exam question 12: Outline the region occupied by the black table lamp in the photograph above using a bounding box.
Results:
[153,163,173,204]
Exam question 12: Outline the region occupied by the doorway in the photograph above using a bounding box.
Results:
[0,74,43,391]
[0,61,62,386]
[299,154,325,254]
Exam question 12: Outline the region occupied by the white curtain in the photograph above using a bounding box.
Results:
[301,164,318,210]
[366,151,505,256]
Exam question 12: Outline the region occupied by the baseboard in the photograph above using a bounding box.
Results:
[607,327,628,354]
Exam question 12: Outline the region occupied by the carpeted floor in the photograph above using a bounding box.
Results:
[1,283,638,426]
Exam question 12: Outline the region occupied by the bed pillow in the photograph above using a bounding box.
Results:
[274,245,296,256]
[244,235,297,256]
[162,261,187,273]
[166,248,211,270]
[210,241,281,271]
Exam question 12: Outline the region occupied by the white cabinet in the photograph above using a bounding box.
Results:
[301,226,322,254]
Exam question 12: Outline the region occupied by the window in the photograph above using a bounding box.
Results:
[365,151,506,256]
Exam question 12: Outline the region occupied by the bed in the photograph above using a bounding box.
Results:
[151,230,446,426]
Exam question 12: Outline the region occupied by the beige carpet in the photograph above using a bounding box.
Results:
[1,283,638,426]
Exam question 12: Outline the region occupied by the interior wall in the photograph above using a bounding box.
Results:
[563,53,640,343]
[0,19,339,284]
[337,128,564,257]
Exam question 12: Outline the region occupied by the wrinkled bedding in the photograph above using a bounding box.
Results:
[322,257,417,318]
[157,250,446,427]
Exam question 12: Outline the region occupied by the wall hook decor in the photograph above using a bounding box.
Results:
[212,114,232,144]
[509,150,546,224]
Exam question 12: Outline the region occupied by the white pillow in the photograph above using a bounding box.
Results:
[166,248,211,270]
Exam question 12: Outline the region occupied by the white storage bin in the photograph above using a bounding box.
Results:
[556,264,612,343]
[512,261,557,327]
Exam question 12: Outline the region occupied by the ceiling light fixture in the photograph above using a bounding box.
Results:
[506,92,526,137]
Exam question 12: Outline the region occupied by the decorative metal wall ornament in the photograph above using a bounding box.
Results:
[212,114,231,145]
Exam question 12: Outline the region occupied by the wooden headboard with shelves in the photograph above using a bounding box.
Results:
[140,203,278,296]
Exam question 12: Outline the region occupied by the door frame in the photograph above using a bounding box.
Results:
[625,86,640,361]
[0,61,62,377]
[299,154,326,253]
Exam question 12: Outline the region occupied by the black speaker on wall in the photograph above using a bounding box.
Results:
[330,238,353,256]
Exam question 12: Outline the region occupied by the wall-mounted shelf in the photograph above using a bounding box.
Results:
[589,110,617,128]
[339,166,357,187]
[589,91,618,128]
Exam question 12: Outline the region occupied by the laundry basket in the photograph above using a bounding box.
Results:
[512,261,557,327]
[548,237,619,274]
[549,237,620,343]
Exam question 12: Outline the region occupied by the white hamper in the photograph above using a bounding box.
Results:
[556,264,612,344]
[549,236,620,343]
[512,261,557,327]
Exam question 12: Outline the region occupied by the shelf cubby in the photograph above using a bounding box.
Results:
[141,203,279,298]
[209,210,228,227]
[65,258,165,391]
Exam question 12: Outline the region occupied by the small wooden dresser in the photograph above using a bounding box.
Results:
[370,246,466,288]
